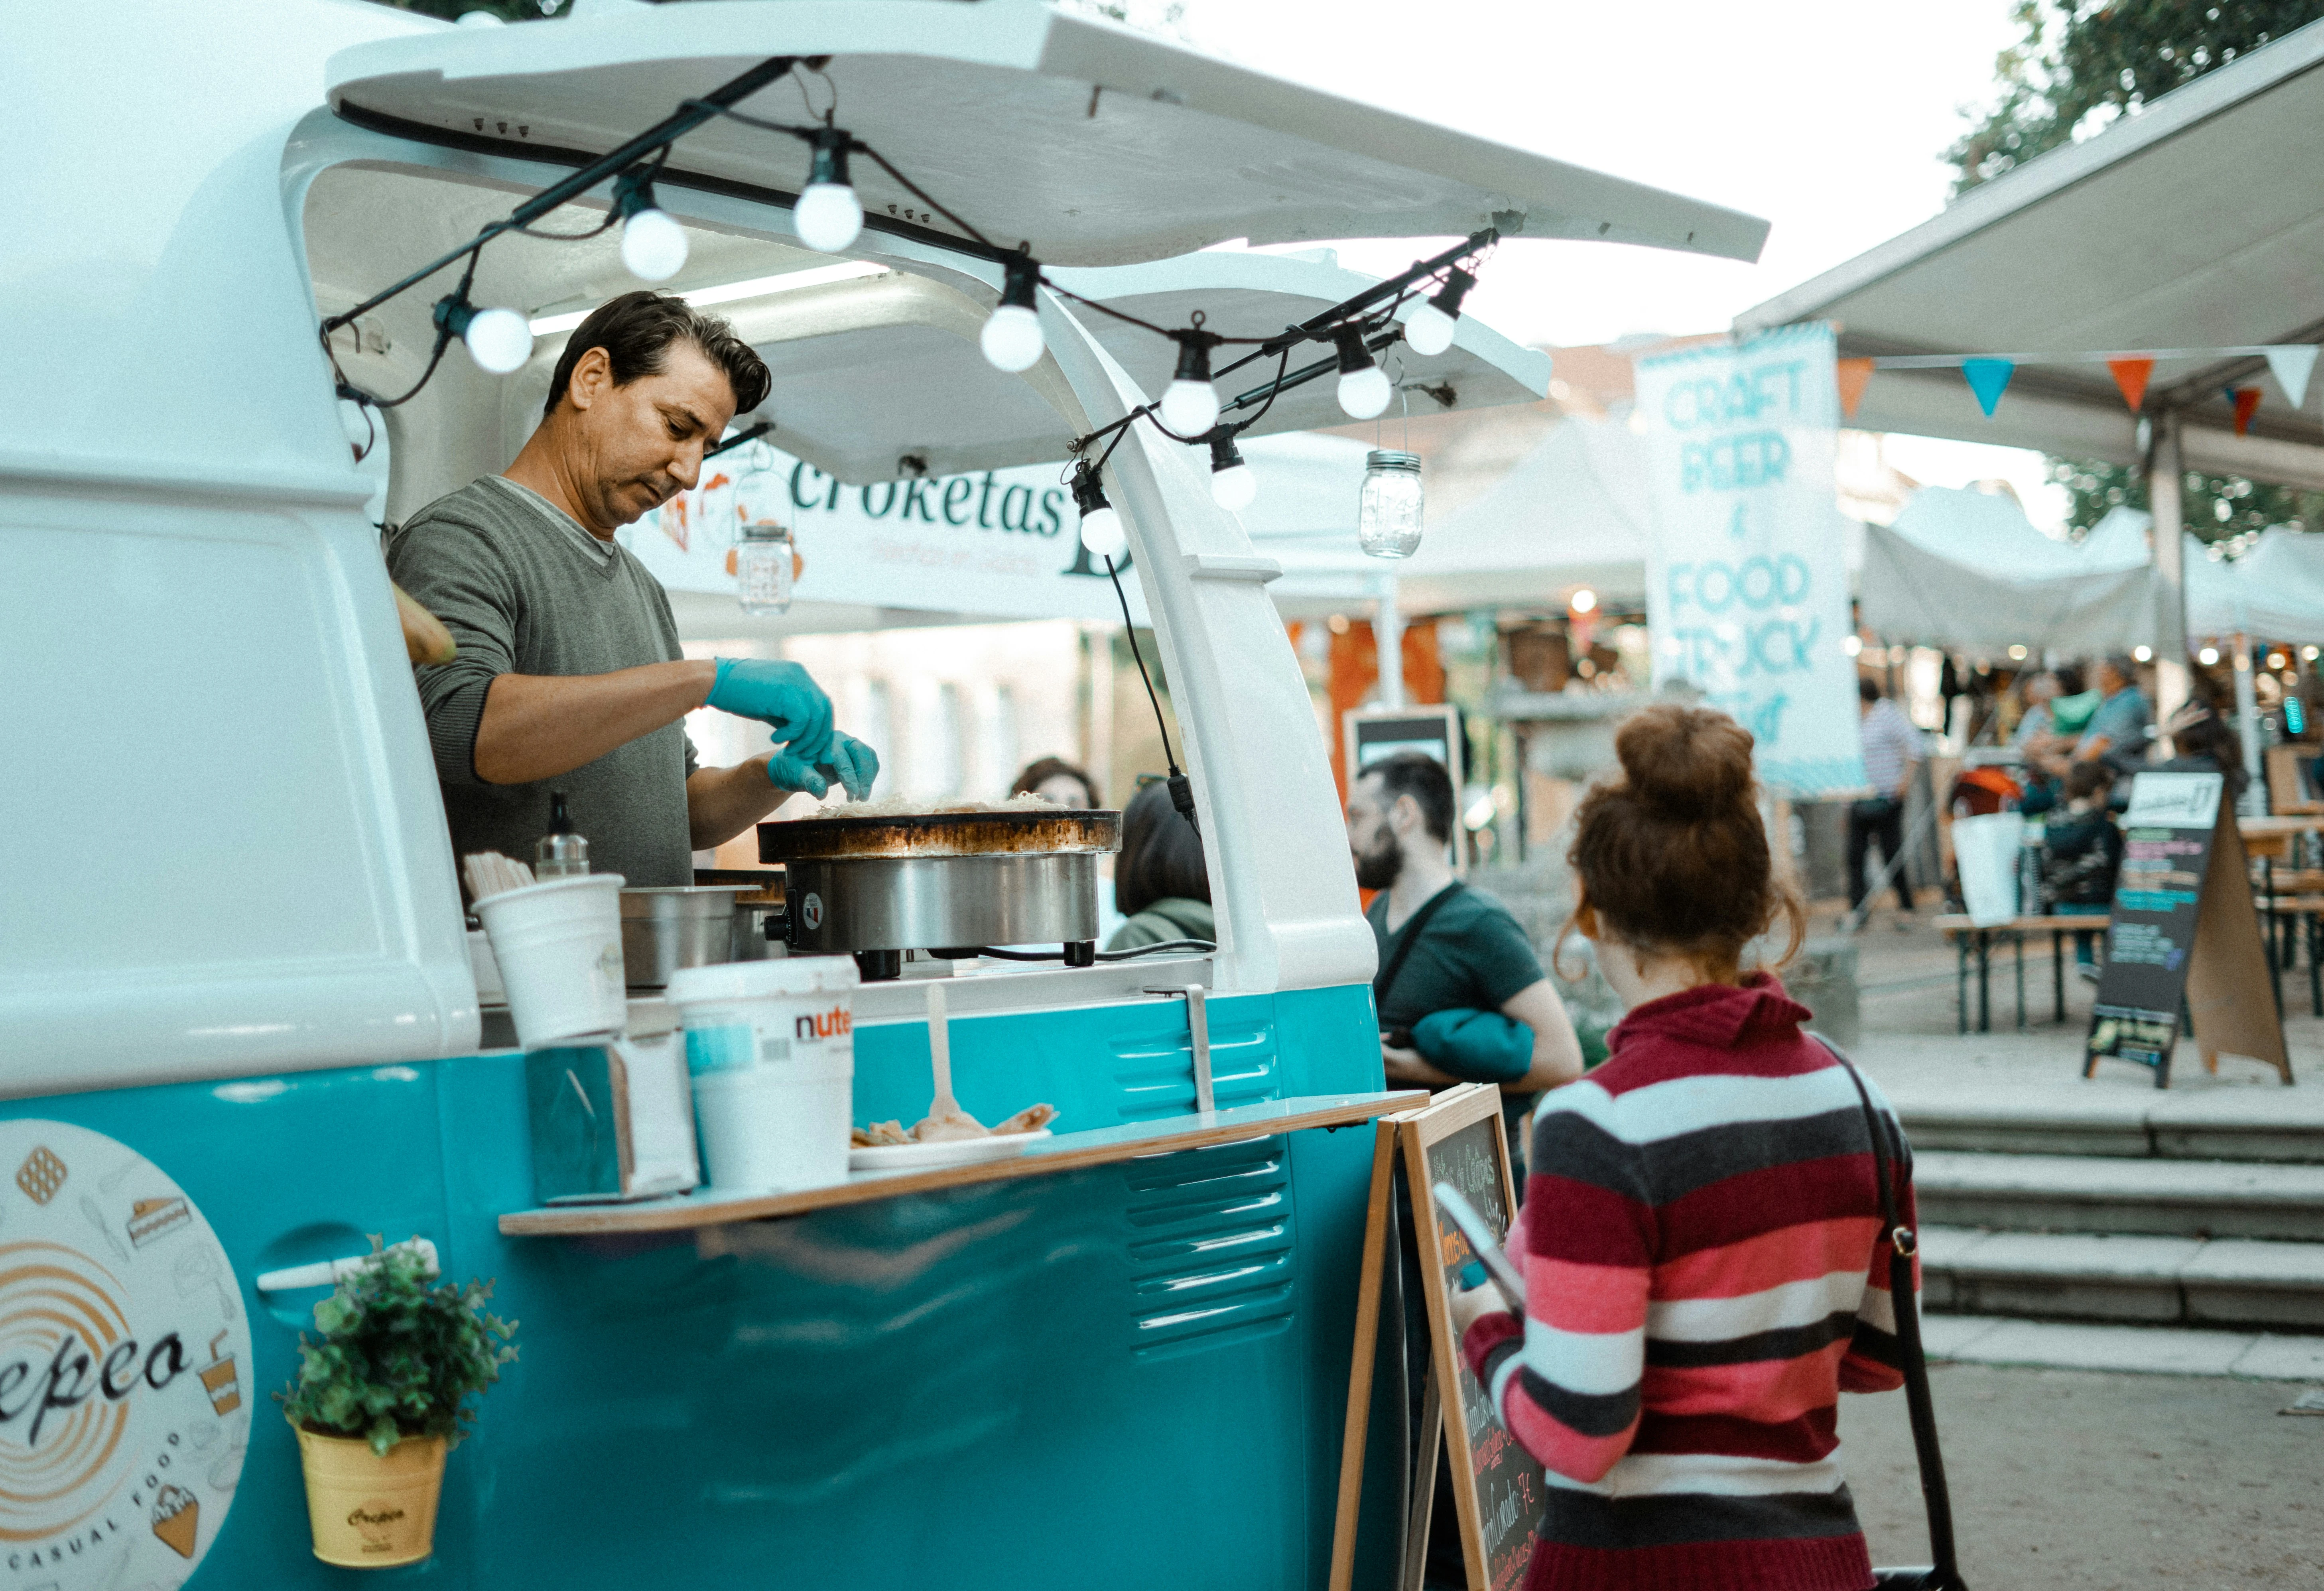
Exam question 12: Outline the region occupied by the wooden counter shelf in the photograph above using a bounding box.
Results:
[499,1089,1430,1236]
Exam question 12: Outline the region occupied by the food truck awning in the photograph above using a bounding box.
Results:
[1732,18,2324,489]
[325,0,1767,271]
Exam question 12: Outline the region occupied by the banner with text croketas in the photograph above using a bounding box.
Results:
[1635,325,1867,796]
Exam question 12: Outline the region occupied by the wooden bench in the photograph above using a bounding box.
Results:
[1935,913,2111,1033]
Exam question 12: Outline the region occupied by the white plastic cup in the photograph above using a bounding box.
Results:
[691,1055,853,1193]
[666,956,859,1076]
[473,875,628,1050]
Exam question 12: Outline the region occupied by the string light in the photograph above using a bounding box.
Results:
[1160,328,1223,437]
[1335,328,1393,420]
[1402,266,1472,358]
[1207,433,1257,511]
[981,255,1046,373]
[613,167,689,282]
[793,128,864,254]
[433,291,533,374]
[1072,462,1126,559]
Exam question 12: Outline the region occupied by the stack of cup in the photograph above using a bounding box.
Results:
[665,957,859,1194]
[472,875,628,1049]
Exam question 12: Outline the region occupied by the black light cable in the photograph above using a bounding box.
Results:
[1075,461,1199,838]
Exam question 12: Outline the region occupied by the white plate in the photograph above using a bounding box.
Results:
[848,1129,1052,1174]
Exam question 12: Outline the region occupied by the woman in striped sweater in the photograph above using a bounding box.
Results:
[1452,704,1914,1591]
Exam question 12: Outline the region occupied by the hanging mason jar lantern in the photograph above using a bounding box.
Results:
[1356,450,1424,559]
[735,521,797,616]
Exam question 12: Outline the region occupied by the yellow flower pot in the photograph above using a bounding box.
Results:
[294,1427,447,1568]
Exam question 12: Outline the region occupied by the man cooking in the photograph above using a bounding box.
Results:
[388,290,876,889]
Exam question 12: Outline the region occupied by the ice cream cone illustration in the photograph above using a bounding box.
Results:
[198,1331,240,1416]
[151,1485,199,1558]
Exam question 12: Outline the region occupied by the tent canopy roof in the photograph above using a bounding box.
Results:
[1735,19,2324,488]
[328,1,1767,270]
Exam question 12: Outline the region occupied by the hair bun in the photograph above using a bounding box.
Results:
[1615,704,1755,818]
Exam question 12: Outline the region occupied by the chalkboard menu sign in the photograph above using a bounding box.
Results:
[1329,1085,1544,1591]
[2086,771,2288,1086]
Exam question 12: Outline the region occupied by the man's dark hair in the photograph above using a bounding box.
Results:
[1115,779,1209,916]
[2052,663,2086,695]
[2100,652,2139,689]
[1858,675,1883,703]
[1363,752,1455,843]
[1010,756,1100,808]
[542,290,771,420]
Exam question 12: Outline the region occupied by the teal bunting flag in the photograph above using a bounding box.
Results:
[1961,358,2015,417]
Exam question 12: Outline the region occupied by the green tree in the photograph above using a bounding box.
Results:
[1950,0,2324,195]
[1952,2,2324,539]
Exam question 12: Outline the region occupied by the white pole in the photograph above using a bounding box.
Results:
[2150,412,2190,737]
[2233,631,2266,815]
[1374,573,1405,708]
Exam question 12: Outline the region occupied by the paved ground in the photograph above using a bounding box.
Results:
[1839,1362,2324,1588]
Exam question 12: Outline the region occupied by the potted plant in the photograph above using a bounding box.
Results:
[279,1239,518,1567]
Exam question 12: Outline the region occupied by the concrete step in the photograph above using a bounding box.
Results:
[1921,1225,2324,1331]
[1891,1086,2324,1163]
[1914,1151,2324,1240]
[1924,1313,2324,1381]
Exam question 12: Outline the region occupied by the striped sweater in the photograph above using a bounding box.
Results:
[1460,976,1913,1591]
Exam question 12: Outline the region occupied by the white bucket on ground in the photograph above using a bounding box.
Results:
[473,875,628,1049]
[665,956,859,1076]
[691,1055,853,1193]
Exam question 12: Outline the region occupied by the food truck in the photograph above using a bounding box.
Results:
[0,2,1764,1585]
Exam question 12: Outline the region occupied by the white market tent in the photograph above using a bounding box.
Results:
[2186,530,2324,643]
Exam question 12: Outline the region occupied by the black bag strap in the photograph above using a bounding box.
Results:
[1372,880,1465,1015]
[1819,1037,1966,1591]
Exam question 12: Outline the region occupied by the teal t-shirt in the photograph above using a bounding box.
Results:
[1365,883,1544,1032]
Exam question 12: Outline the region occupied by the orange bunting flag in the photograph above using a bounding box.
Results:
[1835,358,1874,419]
[2231,386,2263,436]
[2106,357,2154,413]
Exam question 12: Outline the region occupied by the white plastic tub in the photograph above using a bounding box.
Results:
[690,1055,853,1193]
[665,955,859,1075]
[472,875,628,1049]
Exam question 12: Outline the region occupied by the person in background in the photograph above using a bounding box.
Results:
[2014,669,2059,748]
[1104,779,1213,951]
[2042,760,2123,981]
[1448,704,1914,1591]
[2154,701,2250,803]
[1012,756,1100,809]
[1346,753,1583,1124]
[1849,677,1924,921]
[2077,653,2154,772]
[2011,669,2063,813]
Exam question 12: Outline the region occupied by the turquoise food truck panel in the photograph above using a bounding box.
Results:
[0,981,1381,1590]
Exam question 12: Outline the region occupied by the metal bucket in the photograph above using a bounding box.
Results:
[620,886,750,990]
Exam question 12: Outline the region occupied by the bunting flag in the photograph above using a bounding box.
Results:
[1835,357,1875,419]
[2106,357,2154,412]
[2231,386,2263,435]
[2267,344,2318,408]
[1962,358,2015,417]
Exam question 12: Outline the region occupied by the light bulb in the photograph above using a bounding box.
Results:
[463,307,534,374]
[1211,461,1257,512]
[1403,300,1457,357]
[620,207,689,282]
[1079,505,1127,560]
[1338,364,1392,420]
[1160,379,1221,437]
[794,182,863,254]
[982,304,1045,372]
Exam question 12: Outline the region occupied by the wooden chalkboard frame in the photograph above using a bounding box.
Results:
[1329,1084,1543,1591]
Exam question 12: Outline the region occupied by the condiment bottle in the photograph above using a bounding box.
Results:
[535,791,590,878]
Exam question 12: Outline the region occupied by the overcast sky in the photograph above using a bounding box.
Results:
[1168,0,2072,525]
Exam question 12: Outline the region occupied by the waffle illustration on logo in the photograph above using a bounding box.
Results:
[151,1486,199,1559]
[15,1145,66,1205]
[128,1195,191,1248]
[198,1332,241,1416]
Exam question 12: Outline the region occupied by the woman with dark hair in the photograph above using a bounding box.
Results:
[2155,702,2249,802]
[1104,780,1212,950]
[1449,704,1913,1591]
[1010,756,1100,809]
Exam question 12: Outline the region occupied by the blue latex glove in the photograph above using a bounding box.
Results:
[766,730,881,800]
[707,658,833,764]
[1412,1007,1534,1084]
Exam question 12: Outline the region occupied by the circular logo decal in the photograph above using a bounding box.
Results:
[801,893,824,932]
[0,1122,250,1589]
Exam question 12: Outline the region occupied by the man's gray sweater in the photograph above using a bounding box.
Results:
[388,476,699,891]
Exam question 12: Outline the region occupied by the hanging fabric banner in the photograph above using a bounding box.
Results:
[2107,357,2154,412]
[1962,357,2015,417]
[2266,345,2318,408]
[1636,324,1867,796]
